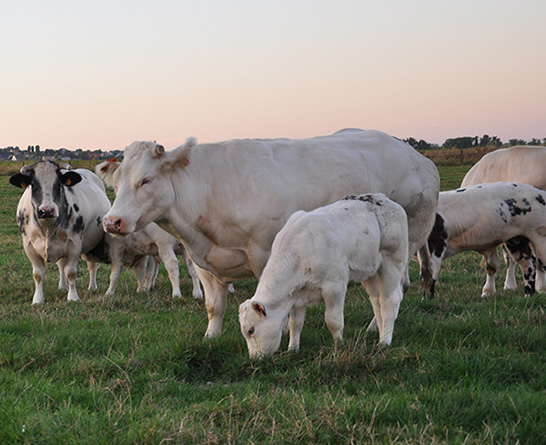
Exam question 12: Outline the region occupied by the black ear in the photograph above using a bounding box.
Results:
[9,173,32,189]
[60,171,82,187]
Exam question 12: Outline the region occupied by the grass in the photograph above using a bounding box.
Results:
[0,162,545,444]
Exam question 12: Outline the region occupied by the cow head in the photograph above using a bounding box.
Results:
[239,299,283,358]
[102,138,196,236]
[10,161,82,224]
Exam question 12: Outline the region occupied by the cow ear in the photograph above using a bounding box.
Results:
[152,144,165,159]
[173,137,196,168]
[252,302,267,317]
[61,171,82,187]
[95,160,120,185]
[9,173,32,189]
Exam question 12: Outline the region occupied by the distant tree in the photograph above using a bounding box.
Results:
[443,137,478,149]
[529,138,541,146]
[35,145,40,153]
[508,139,526,146]
[404,137,435,150]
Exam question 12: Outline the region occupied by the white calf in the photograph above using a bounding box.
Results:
[420,182,546,298]
[239,194,409,358]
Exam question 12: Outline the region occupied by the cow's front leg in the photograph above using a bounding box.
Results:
[64,254,80,302]
[196,266,229,338]
[287,304,306,351]
[28,251,46,305]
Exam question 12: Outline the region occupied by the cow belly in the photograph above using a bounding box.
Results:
[203,245,253,279]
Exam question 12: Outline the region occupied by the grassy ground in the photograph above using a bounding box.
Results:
[0,162,545,444]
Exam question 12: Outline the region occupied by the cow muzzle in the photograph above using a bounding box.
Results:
[37,206,57,219]
[103,215,127,235]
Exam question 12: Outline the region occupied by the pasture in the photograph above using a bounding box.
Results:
[0,161,544,444]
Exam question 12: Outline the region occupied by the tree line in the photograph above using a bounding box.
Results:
[404,135,546,150]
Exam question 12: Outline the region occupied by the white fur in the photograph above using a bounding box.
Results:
[239,194,409,357]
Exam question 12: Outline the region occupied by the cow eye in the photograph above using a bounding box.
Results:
[247,327,255,336]
[139,177,152,187]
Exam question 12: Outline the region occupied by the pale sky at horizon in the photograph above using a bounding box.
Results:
[1,0,545,151]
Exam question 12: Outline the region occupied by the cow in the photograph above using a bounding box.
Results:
[89,223,203,299]
[9,161,111,304]
[239,194,409,357]
[94,159,204,299]
[101,129,440,338]
[419,182,546,298]
[461,145,546,293]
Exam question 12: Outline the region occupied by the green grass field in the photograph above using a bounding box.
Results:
[0,162,544,444]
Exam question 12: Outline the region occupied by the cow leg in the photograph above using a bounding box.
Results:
[322,282,346,342]
[57,259,68,290]
[157,247,182,298]
[504,236,536,294]
[64,255,80,302]
[195,266,229,338]
[144,256,160,290]
[134,257,149,292]
[87,261,99,291]
[501,243,518,291]
[26,245,46,305]
[376,261,405,346]
[181,251,203,299]
[527,238,546,293]
[363,274,382,334]
[105,262,123,296]
[287,304,307,351]
[480,248,500,297]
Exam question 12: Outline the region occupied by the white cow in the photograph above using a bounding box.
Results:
[239,194,409,357]
[10,161,110,304]
[461,145,546,292]
[93,159,204,299]
[420,182,546,298]
[102,129,440,338]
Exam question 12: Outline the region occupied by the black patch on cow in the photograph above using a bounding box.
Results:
[536,195,546,206]
[73,215,85,234]
[427,213,447,258]
[505,236,533,261]
[342,194,382,205]
[503,198,532,217]
[456,188,466,193]
[96,216,102,227]
[17,209,28,235]
[85,235,111,264]
[73,203,79,212]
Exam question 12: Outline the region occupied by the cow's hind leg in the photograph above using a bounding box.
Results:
[288,303,307,351]
[480,248,500,297]
[504,236,536,294]
[87,261,99,291]
[181,250,203,299]
[57,259,67,290]
[64,254,80,302]
[363,275,382,335]
[322,282,347,343]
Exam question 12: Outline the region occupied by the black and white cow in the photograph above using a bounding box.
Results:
[420,182,546,298]
[10,161,111,304]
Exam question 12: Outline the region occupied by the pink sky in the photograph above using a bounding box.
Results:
[2,0,545,151]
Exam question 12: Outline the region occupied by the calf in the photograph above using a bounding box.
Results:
[421,182,546,298]
[95,159,203,299]
[10,161,110,304]
[239,194,409,358]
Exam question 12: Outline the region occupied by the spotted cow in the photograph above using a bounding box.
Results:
[420,182,546,298]
[239,194,409,357]
[10,161,111,304]
[461,145,546,293]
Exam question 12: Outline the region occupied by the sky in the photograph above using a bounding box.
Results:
[1,0,545,151]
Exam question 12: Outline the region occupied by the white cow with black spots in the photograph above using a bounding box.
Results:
[239,194,409,358]
[461,145,546,292]
[10,161,110,304]
[420,182,546,298]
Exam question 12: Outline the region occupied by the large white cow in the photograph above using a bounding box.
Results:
[420,182,546,298]
[461,145,546,292]
[239,194,409,357]
[10,161,111,304]
[102,129,440,337]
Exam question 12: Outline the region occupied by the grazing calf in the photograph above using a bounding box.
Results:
[421,182,546,298]
[239,194,409,358]
[461,145,546,292]
[10,161,110,304]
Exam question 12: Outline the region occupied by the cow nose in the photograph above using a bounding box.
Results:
[38,206,56,219]
[103,216,123,234]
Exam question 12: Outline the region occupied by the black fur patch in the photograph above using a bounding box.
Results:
[73,216,85,234]
[456,188,466,193]
[503,198,532,217]
[73,203,79,212]
[428,213,447,258]
[536,195,546,206]
[342,194,382,205]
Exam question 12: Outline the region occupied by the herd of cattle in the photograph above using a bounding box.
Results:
[8,129,546,357]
